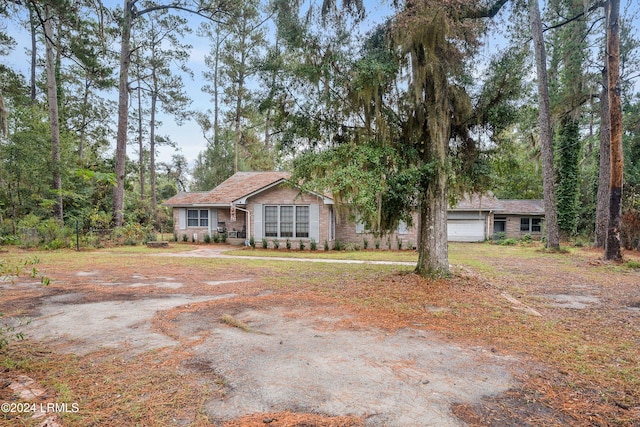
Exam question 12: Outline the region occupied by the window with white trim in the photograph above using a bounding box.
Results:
[187,209,208,227]
[264,205,309,238]
[520,217,542,232]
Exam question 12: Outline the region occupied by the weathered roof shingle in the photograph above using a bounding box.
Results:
[163,172,291,206]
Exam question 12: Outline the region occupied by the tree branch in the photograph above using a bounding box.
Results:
[463,0,510,19]
[543,0,607,33]
[135,2,230,24]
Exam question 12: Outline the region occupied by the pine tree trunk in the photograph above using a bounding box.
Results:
[529,0,560,250]
[29,6,37,103]
[214,30,220,147]
[137,71,145,200]
[594,65,610,248]
[113,0,133,227]
[44,6,63,221]
[604,0,623,261]
[150,91,157,227]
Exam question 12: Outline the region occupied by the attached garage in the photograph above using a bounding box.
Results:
[447,219,486,242]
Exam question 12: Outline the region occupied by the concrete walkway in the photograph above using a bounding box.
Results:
[163,247,417,266]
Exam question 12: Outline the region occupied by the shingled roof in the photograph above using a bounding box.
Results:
[498,199,545,215]
[163,171,292,207]
[452,194,544,215]
[452,194,504,211]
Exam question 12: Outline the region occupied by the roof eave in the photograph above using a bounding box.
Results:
[232,179,334,205]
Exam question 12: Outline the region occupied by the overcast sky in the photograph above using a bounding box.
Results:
[3,1,638,169]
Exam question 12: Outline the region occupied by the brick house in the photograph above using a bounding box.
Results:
[163,172,545,247]
[163,172,334,247]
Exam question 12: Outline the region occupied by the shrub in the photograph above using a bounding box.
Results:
[323,240,329,251]
[182,234,188,242]
[310,238,317,251]
[115,222,150,246]
[286,238,291,250]
[500,238,518,246]
[272,239,280,249]
[204,233,211,244]
[262,237,268,249]
[333,240,343,251]
[213,233,220,243]
[363,238,369,250]
[249,235,256,248]
[375,239,380,249]
[626,260,640,269]
[397,237,403,250]
[191,234,196,243]
[299,240,305,250]
[522,234,532,243]
[221,233,227,243]
[0,235,19,245]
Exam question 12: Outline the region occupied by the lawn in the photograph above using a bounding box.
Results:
[0,242,639,426]
[224,246,420,262]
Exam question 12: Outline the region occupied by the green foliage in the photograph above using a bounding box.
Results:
[182,234,188,242]
[374,239,380,249]
[396,237,403,250]
[363,238,368,250]
[204,234,211,244]
[0,257,49,349]
[213,233,220,243]
[489,107,544,200]
[285,238,291,250]
[333,240,342,251]
[556,118,581,237]
[115,223,151,246]
[500,238,519,246]
[299,239,305,250]
[249,235,256,248]
[221,233,227,243]
[323,240,329,251]
[310,238,317,251]
[272,239,280,249]
[262,237,268,249]
[625,260,640,269]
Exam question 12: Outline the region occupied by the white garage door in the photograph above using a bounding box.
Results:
[447,220,485,242]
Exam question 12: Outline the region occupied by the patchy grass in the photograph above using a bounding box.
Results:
[220,314,253,333]
[1,243,640,425]
[225,247,419,262]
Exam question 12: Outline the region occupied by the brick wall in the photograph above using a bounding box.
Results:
[334,210,419,250]
[505,215,544,240]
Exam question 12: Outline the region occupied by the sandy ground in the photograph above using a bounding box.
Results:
[14,250,519,426]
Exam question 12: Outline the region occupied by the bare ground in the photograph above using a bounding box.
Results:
[1,244,639,426]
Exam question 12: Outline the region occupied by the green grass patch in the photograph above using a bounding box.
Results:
[224,247,419,262]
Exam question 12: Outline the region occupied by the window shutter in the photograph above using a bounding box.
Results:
[309,204,319,241]
[179,208,186,230]
[253,204,263,239]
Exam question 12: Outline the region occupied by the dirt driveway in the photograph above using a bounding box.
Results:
[2,244,639,426]
[0,247,516,427]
